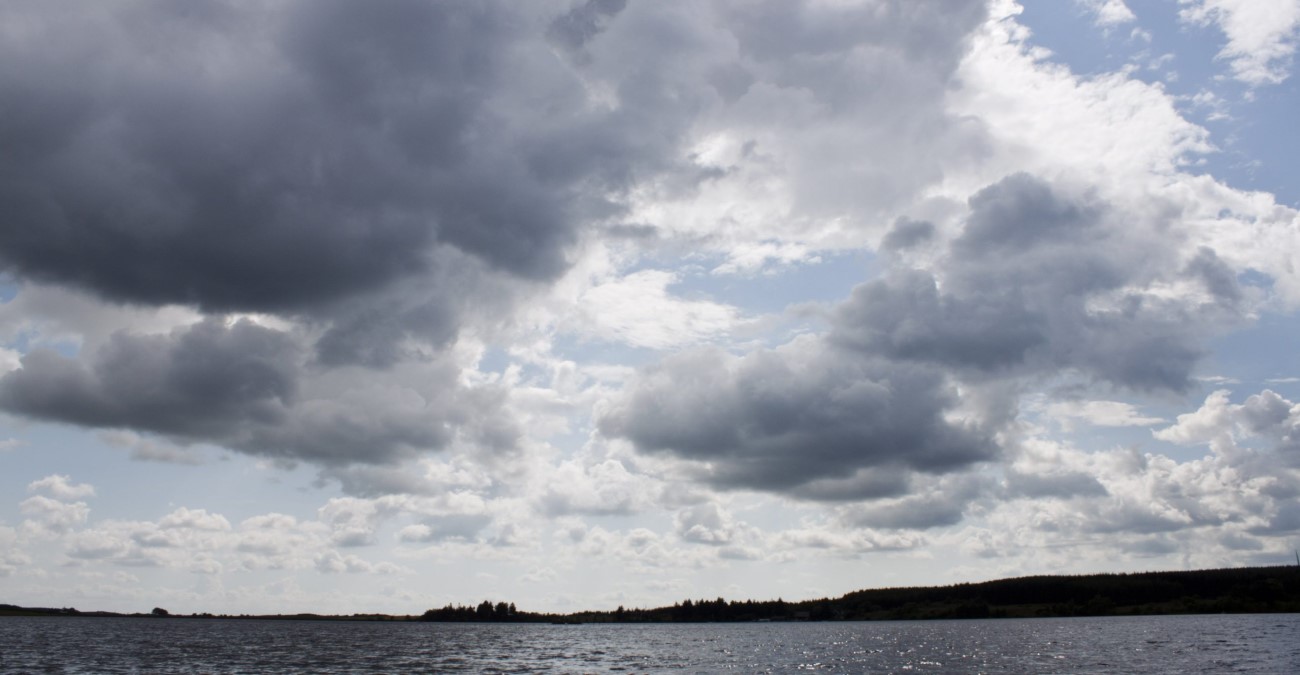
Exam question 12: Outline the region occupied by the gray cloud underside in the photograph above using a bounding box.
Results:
[0,0,709,315]
[836,174,1238,392]
[0,0,987,374]
[0,0,995,467]
[605,174,1246,502]
[0,319,517,465]
[0,0,1254,502]
[599,339,998,500]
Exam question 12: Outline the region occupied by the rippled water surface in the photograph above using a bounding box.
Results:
[1,613,1297,673]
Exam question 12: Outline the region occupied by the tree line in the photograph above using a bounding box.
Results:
[418,565,1300,623]
[8,564,1296,622]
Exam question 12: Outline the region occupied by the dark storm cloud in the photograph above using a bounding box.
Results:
[0,319,297,439]
[0,319,513,465]
[832,269,1049,372]
[0,0,690,314]
[313,293,458,369]
[880,218,935,251]
[599,341,997,499]
[834,173,1208,392]
[548,0,628,57]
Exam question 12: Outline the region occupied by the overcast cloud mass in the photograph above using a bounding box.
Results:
[1,0,1298,614]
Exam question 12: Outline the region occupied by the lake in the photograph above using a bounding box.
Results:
[1,613,1297,673]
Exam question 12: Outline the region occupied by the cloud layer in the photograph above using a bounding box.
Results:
[1,0,1298,614]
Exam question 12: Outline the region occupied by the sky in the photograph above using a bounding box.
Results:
[1,0,1299,616]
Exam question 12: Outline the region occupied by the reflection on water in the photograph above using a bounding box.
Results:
[1,613,1297,673]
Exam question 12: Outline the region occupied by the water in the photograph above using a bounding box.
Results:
[1,614,1297,673]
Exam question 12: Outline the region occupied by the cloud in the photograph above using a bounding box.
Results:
[66,530,132,562]
[20,495,89,534]
[674,503,753,546]
[0,318,518,465]
[0,0,703,314]
[838,174,1230,392]
[603,169,1251,506]
[314,550,386,575]
[981,389,1300,550]
[600,336,997,500]
[1076,0,1136,26]
[839,474,987,530]
[0,0,771,388]
[1003,468,1109,499]
[98,430,206,465]
[1043,400,1165,429]
[394,514,493,544]
[27,475,96,501]
[236,514,327,569]
[574,270,739,349]
[0,318,297,439]
[0,526,26,577]
[1155,388,1300,463]
[540,459,652,517]
[1179,0,1300,85]
[159,508,232,532]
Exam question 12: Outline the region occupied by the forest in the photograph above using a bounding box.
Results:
[419,565,1300,623]
[6,565,1297,622]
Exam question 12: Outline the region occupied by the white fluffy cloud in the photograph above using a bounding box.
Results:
[1077,0,1136,26]
[574,270,740,349]
[20,495,90,534]
[1180,0,1300,85]
[27,474,96,501]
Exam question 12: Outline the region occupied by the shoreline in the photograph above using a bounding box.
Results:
[5,564,1297,624]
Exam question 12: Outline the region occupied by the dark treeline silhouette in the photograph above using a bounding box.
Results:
[6,565,1297,623]
[420,601,520,622]
[419,565,1300,623]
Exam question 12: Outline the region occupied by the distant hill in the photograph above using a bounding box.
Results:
[6,565,1298,622]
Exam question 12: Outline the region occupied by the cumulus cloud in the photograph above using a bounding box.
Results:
[574,270,739,349]
[674,503,753,546]
[65,530,133,562]
[604,171,1247,505]
[315,550,389,575]
[28,474,96,501]
[1155,389,1300,466]
[159,508,232,532]
[2,0,1299,612]
[839,174,1235,392]
[20,495,90,534]
[974,388,1300,562]
[609,0,989,266]
[1179,0,1300,85]
[0,318,518,465]
[0,526,25,577]
[600,336,997,500]
[1076,0,1136,26]
[839,474,989,531]
[540,458,653,517]
[0,0,708,314]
